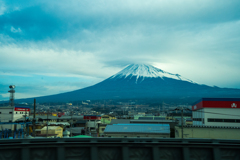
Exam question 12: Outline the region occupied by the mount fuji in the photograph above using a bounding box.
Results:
[13,64,240,103]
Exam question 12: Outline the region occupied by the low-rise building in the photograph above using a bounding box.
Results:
[130,120,177,138]
[0,106,30,122]
[104,124,170,138]
[84,115,101,134]
[101,115,116,124]
[41,126,63,138]
[0,106,30,130]
[75,120,86,127]
[98,124,107,137]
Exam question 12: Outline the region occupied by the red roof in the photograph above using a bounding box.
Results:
[192,98,240,111]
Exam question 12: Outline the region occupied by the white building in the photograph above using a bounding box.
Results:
[84,115,101,133]
[192,98,240,127]
[0,106,30,130]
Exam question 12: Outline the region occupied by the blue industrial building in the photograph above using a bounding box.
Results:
[104,124,170,138]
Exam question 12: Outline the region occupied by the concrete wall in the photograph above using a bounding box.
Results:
[13,109,29,122]
[193,108,240,127]
[0,107,14,130]
[0,107,14,122]
[1,138,240,160]
[175,126,240,139]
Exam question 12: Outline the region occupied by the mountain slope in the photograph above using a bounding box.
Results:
[13,64,240,103]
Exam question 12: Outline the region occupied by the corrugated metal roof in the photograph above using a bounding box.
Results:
[139,117,153,120]
[48,122,70,126]
[41,126,62,130]
[110,119,131,124]
[113,124,169,126]
[104,124,170,134]
[130,120,176,123]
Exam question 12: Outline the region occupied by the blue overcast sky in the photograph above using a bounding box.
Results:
[0,0,240,100]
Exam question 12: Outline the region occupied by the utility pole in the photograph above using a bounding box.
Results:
[46,109,49,137]
[25,108,27,136]
[172,107,186,139]
[33,99,36,137]
[71,111,73,137]
[181,107,183,139]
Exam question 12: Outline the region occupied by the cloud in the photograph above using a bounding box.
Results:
[0,44,118,78]
[0,0,6,16]
[10,26,21,33]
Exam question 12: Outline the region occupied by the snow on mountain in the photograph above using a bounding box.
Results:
[110,64,195,83]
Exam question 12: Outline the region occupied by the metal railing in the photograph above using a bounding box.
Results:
[0,138,239,160]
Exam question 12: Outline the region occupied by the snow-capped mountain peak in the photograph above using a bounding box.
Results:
[110,64,195,83]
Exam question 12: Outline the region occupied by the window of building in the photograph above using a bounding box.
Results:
[215,119,223,122]
[208,119,214,122]
[193,118,203,121]
[9,112,12,114]
[208,118,239,123]
[101,128,105,131]
[224,119,235,122]
[16,112,17,114]
[0,112,1,114]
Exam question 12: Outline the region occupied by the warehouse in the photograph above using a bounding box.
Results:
[0,106,30,130]
[192,98,240,127]
[103,124,170,138]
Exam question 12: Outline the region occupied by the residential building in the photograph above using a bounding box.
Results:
[98,124,107,137]
[84,115,101,135]
[101,115,116,124]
